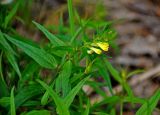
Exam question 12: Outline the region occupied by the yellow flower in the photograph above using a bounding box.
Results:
[96,42,109,51]
[89,47,102,54]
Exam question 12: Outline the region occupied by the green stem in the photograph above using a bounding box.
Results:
[120,99,123,115]
[67,0,74,36]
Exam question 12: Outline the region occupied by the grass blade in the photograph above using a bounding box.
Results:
[5,34,57,69]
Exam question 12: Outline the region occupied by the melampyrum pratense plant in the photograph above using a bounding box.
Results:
[0,0,160,115]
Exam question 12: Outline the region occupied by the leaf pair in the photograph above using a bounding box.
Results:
[0,31,21,79]
[136,89,160,115]
[55,60,72,97]
[37,76,89,115]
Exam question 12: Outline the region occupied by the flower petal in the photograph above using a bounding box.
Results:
[97,42,109,51]
[89,47,102,54]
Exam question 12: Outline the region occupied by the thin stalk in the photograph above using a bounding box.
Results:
[120,100,123,115]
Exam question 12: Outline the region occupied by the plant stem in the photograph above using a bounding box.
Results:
[67,0,74,36]
[120,99,123,115]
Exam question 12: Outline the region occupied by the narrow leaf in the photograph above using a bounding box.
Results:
[10,87,16,115]
[6,51,21,79]
[4,0,21,28]
[33,21,65,46]
[96,58,113,95]
[0,31,21,78]
[105,59,122,83]
[83,99,90,115]
[56,60,72,97]
[41,81,55,106]
[15,85,44,109]
[37,79,70,115]
[64,76,89,108]
[0,30,16,55]
[70,20,89,44]
[5,34,57,69]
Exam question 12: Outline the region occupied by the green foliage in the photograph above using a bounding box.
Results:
[37,79,70,115]
[136,89,160,115]
[5,34,57,69]
[0,0,159,115]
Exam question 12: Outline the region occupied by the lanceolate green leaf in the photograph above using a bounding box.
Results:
[96,58,113,95]
[15,84,44,109]
[0,30,16,55]
[33,21,65,46]
[10,87,16,115]
[6,51,21,79]
[37,79,70,115]
[136,89,160,115]
[105,59,122,83]
[70,20,89,44]
[56,60,72,97]
[19,62,39,88]
[4,34,57,69]
[0,31,21,79]
[41,81,55,106]
[64,76,89,108]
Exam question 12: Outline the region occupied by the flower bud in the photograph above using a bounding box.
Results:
[89,47,102,54]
